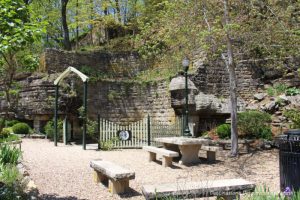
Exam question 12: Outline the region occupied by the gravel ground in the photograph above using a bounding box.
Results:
[21,138,280,200]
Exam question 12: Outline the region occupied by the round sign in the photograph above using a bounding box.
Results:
[119,130,130,141]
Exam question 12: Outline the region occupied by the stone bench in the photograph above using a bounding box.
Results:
[201,146,222,162]
[217,139,254,153]
[90,160,135,194]
[143,146,179,167]
[142,178,255,200]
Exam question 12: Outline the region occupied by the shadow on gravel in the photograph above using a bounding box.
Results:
[118,188,142,198]
[39,194,86,200]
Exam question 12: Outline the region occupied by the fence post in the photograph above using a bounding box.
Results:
[147,114,151,146]
[97,114,100,149]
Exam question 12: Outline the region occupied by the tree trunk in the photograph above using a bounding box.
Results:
[222,0,238,157]
[75,0,79,50]
[61,0,71,50]
[115,0,121,23]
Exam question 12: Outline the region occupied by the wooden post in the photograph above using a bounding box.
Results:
[54,85,59,147]
[97,114,100,149]
[147,114,151,146]
[83,81,87,150]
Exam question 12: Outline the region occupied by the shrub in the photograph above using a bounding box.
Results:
[12,123,30,135]
[216,124,231,139]
[257,127,273,140]
[284,109,300,128]
[286,87,300,96]
[0,128,11,138]
[100,137,119,151]
[0,145,21,166]
[44,119,63,140]
[5,120,19,127]
[238,111,272,139]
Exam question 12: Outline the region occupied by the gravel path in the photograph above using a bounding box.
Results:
[22,138,280,200]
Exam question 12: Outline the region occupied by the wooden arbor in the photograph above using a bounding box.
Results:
[54,67,89,150]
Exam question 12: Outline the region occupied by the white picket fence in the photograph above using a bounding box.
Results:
[99,116,183,148]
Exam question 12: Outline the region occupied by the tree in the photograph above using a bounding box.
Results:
[61,0,71,50]
[0,0,43,131]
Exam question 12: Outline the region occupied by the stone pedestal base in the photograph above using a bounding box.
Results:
[109,179,129,194]
[178,145,201,165]
[149,152,156,162]
[207,151,216,162]
[162,156,173,167]
[93,171,108,183]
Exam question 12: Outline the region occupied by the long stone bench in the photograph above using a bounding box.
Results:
[142,178,255,200]
[90,160,135,194]
[201,146,222,162]
[143,146,179,167]
[216,139,254,153]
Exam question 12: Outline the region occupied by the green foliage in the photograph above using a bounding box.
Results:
[44,119,63,140]
[0,164,21,186]
[0,0,44,53]
[286,87,300,96]
[100,137,119,151]
[246,186,300,200]
[0,128,10,138]
[0,145,21,166]
[0,164,27,200]
[0,134,20,143]
[284,109,300,129]
[267,87,275,97]
[5,120,20,127]
[216,124,231,139]
[238,111,272,139]
[267,84,288,97]
[12,123,30,135]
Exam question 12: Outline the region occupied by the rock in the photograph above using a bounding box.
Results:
[246,104,259,110]
[265,101,276,112]
[287,95,300,108]
[278,95,289,103]
[254,93,267,101]
[275,111,282,115]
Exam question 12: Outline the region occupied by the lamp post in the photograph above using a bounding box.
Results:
[182,58,191,137]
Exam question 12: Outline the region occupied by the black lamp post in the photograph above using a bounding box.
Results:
[182,58,192,137]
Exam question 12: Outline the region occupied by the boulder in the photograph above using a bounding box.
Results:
[253,93,267,101]
[265,101,276,112]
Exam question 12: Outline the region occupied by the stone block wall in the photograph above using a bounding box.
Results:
[191,58,300,101]
[87,80,176,124]
[39,48,150,78]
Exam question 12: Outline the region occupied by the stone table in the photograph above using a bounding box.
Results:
[154,137,211,165]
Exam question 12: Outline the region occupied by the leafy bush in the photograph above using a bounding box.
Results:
[284,109,300,128]
[5,120,19,127]
[266,83,288,97]
[0,145,21,166]
[216,124,231,139]
[100,137,119,151]
[12,123,30,135]
[0,128,10,138]
[0,134,20,143]
[0,165,27,200]
[286,87,300,96]
[44,119,63,140]
[0,164,21,186]
[257,127,273,140]
[238,111,272,139]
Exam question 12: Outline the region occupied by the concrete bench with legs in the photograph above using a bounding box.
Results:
[143,146,179,167]
[201,146,222,162]
[217,139,254,153]
[142,178,255,200]
[90,160,135,194]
